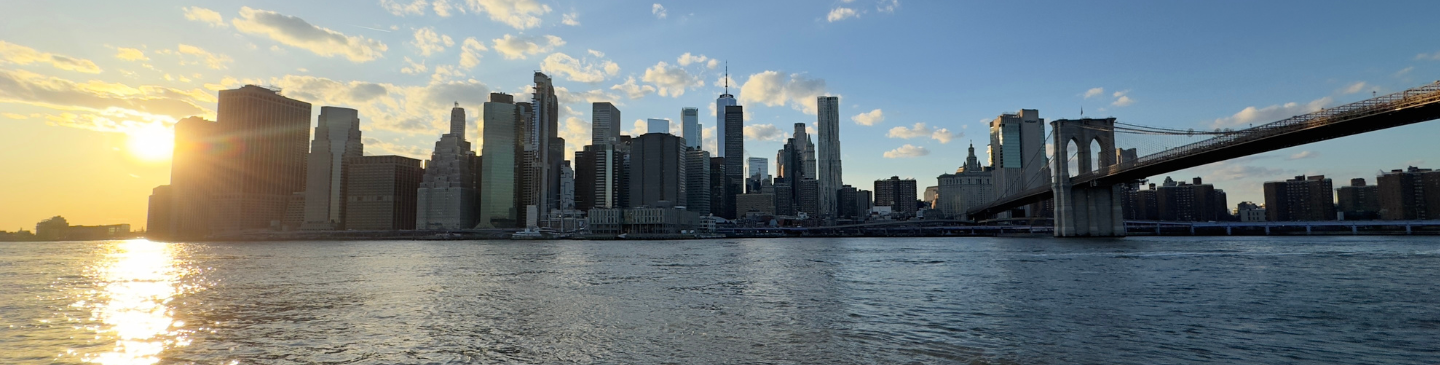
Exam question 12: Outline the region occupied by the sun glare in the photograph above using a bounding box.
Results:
[127,125,174,161]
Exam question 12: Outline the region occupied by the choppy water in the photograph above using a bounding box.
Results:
[2,236,1439,364]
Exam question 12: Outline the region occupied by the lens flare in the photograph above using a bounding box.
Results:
[126,125,174,162]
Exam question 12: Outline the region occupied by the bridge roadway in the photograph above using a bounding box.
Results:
[969,81,1440,219]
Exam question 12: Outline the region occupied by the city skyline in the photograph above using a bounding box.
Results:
[4,1,1440,230]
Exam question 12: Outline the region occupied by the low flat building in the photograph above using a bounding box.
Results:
[587,208,700,235]
[736,193,776,217]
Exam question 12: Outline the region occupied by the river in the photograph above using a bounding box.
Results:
[2,236,1437,364]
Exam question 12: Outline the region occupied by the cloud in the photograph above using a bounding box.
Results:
[0,68,214,136]
[401,57,427,74]
[642,61,703,97]
[115,48,148,62]
[166,44,232,70]
[676,52,710,67]
[0,41,102,73]
[611,77,655,99]
[827,7,859,22]
[931,128,957,144]
[457,37,487,69]
[558,116,591,156]
[1395,67,1414,78]
[1202,162,1290,182]
[232,6,388,62]
[627,119,648,136]
[1340,81,1368,95]
[701,125,717,155]
[432,0,456,17]
[362,137,428,159]
[381,0,428,16]
[1416,51,1440,61]
[887,122,932,139]
[270,73,492,136]
[851,108,884,126]
[1288,150,1318,160]
[182,6,227,27]
[1083,87,1104,99]
[466,0,552,29]
[1111,90,1134,107]
[491,34,563,60]
[1210,96,1331,128]
[541,52,619,83]
[876,0,899,13]
[743,123,785,142]
[411,27,455,56]
[883,144,929,158]
[562,12,580,26]
[652,3,667,19]
[738,70,828,114]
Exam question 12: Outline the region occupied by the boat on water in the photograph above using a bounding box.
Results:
[510,228,573,240]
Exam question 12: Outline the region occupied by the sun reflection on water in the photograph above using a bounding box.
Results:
[82,239,195,365]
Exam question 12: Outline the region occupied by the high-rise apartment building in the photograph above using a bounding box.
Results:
[1264,175,1337,221]
[1377,167,1440,220]
[478,93,523,228]
[343,155,423,230]
[816,96,842,220]
[629,133,687,208]
[989,109,1049,217]
[212,85,313,233]
[301,107,363,230]
[417,104,477,229]
[1337,177,1381,220]
[1156,177,1223,222]
[520,72,561,226]
[682,107,701,149]
[874,176,918,218]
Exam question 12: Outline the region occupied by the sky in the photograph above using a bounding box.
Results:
[2,0,1439,231]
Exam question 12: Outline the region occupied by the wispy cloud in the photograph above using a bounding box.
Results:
[883,144,929,158]
[232,6,388,62]
[0,41,102,73]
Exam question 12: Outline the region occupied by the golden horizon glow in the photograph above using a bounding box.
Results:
[126,125,175,162]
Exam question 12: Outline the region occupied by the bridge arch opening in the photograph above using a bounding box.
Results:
[1089,138,1103,174]
[1065,138,1081,177]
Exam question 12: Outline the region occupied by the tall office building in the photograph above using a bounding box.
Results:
[478,93,522,228]
[520,72,561,226]
[146,185,173,240]
[592,102,621,146]
[1377,167,1440,220]
[936,143,994,220]
[647,118,671,135]
[574,147,596,212]
[1263,175,1337,221]
[721,105,745,219]
[157,116,222,239]
[629,133,687,208]
[816,96,842,220]
[716,67,738,158]
[343,155,423,230]
[681,107,701,149]
[588,103,627,210]
[686,149,712,214]
[417,103,477,229]
[212,85,313,233]
[301,107,363,230]
[989,109,1050,217]
[709,157,730,219]
[746,157,768,193]
[1337,178,1381,220]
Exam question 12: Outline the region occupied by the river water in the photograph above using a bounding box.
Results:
[2,236,1438,364]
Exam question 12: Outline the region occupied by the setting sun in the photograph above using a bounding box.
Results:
[126,125,174,162]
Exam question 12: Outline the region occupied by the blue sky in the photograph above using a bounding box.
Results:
[2,0,1439,228]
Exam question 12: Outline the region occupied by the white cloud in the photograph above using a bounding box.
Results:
[0,41,102,73]
[883,144,929,158]
[401,57,428,74]
[171,44,231,70]
[458,37,486,69]
[491,34,563,60]
[410,27,455,57]
[1416,51,1440,61]
[562,12,580,26]
[642,61,703,97]
[271,73,492,136]
[677,52,709,66]
[887,122,932,139]
[738,70,828,114]
[466,0,552,29]
[232,7,388,62]
[611,77,655,99]
[652,3,667,19]
[876,0,899,13]
[1111,90,1134,107]
[744,123,786,142]
[381,0,428,16]
[115,48,148,62]
[541,52,619,83]
[1083,87,1104,99]
[851,108,884,126]
[588,49,605,57]
[1340,81,1368,95]
[559,116,591,156]
[433,0,456,17]
[628,119,648,136]
[1211,96,1332,128]
[1288,150,1318,160]
[182,6,227,27]
[0,68,215,137]
[701,125,717,155]
[931,128,957,144]
[1396,67,1414,78]
[827,7,859,22]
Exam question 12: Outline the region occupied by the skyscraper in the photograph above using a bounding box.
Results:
[816,96,842,220]
[592,102,621,146]
[417,103,477,229]
[478,93,522,228]
[647,118,671,135]
[161,116,221,239]
[212,85,312,233]
[343,155,423,230]
[746,157,768,193]
[722,105,745,219]
[681,107,700,149]
[716,64,738,158]
[301,107,363,230]
[629,132,687,208]
[589,102,626,210]
[686,149,712,215]
[520,72,561,227]
[989,109,1049,217]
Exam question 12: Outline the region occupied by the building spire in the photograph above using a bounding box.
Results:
[724,61,729,95]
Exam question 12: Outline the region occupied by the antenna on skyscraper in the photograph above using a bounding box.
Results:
[724,61,729,94]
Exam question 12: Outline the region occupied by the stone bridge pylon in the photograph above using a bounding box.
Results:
[1051,118,1126,237]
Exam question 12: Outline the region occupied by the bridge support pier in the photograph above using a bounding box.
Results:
[1051,118,1126,237]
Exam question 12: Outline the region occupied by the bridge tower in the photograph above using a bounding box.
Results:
[1051,118,1126,237]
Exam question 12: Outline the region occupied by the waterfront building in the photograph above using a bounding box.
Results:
[681,107,700,149]
[837,185,859,219]
[686,149,712,215]
[1156,177,1223,222]
[1337,178,1380,220]
[816,96,842,220]
[146,185,173,239]
[1237,201,1266,222]
[1377,166,1440,220]
[647,118,671,135]
[988,109,1050,217]
[417,103,477,230]
[798,179,820,217]
[587,207,700,235]
[875,176,918,218]
[344,155,423,230]
[923,186,939,209]
[478,93,523,228]
[157,116,222,239]
[737,193,777,217]
[936,143,994,220]
[211,85,313,233]
[629,133,688,208]
[1263,175,1337,221]
[301,107,363,230]
[283,193,305,230]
